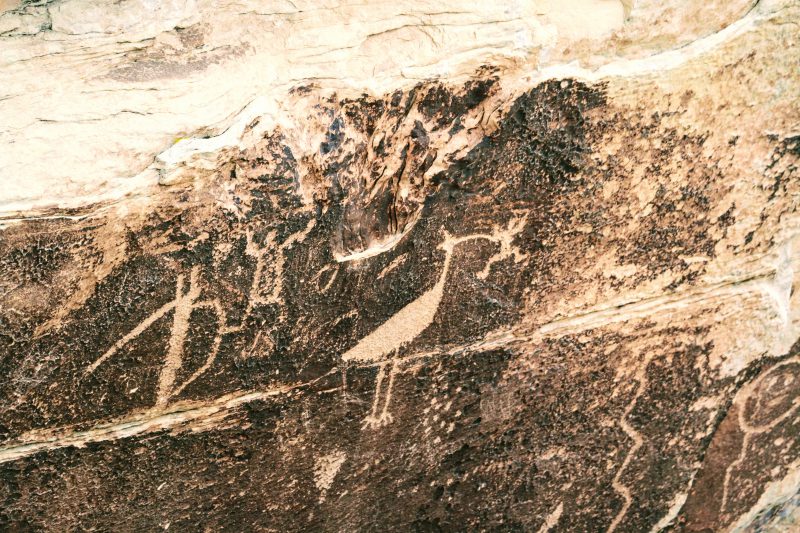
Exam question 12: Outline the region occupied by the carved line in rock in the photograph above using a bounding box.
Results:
[0,262,784,463]
[725,458,800,531]
[535,269,780,340]
[536,501,564,533]
[608,350,655,533]
[0,369,339,465]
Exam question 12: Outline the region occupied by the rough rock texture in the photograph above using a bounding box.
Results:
[1,0,799,531]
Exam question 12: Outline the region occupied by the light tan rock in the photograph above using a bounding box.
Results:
[0,0,768,219]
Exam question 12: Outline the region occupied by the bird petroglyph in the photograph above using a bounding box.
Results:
[343,220,527,429]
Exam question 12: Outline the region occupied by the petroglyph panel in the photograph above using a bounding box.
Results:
[0,0,799,530]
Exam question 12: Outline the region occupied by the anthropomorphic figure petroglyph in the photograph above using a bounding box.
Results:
[343,220,527,429]
[83,219,316,407]
[719,357,800,514]
[85,265,227,407]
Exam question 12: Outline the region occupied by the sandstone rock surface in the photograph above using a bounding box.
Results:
[0,0,798,531]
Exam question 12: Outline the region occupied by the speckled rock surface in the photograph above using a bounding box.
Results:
[1,0,799,531]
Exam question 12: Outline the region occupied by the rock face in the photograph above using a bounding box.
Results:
[0,0,799,531]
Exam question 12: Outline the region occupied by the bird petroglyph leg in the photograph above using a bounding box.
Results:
[378,360,398,426]
[362,361,389,430]
[361,359,398,429]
